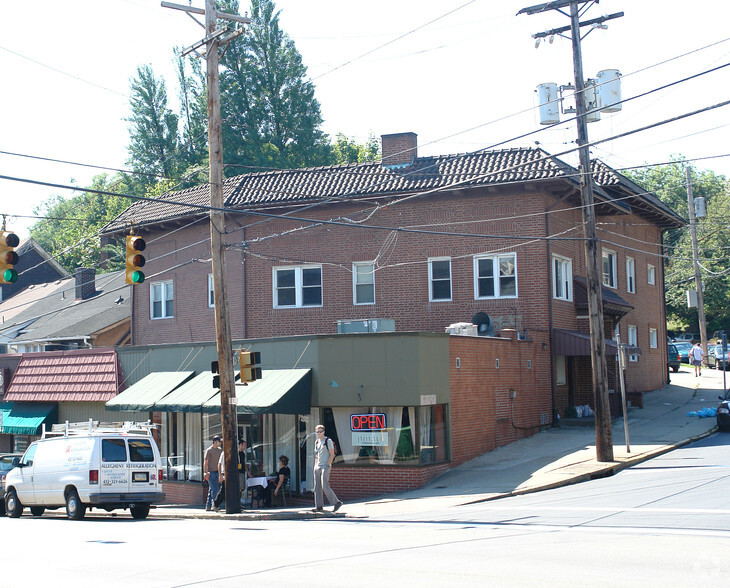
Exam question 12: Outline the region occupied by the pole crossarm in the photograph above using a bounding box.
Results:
[532,12,624,38]
[161,2,251,24]
[517,0,592,16]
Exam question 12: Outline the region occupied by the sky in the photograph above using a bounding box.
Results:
[2,0,729,240]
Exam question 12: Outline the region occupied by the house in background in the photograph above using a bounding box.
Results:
[0,238,70,303]
[96,133,684,502]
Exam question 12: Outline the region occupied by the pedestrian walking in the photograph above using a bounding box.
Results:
[213,450,226,512]
[690,342,704,376]
[312,425,343,513]
[203,435,222,511]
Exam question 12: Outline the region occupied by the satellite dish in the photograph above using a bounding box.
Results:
[472,312,494,337]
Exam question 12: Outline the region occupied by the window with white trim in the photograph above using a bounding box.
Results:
[628,324,638,362]
[649,328,658,349]
[647,264,656,285]
[602,249,617,288]
[552,255,572,301]
[273,265,322,308]
[151,280,174,319]
[429,258,452,301]
[353,262,375,305]
[208,274,214,307]
[474,253,517,299]
[626,257,636,294]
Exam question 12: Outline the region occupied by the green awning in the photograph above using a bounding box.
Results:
[0,402,57,435]
[106,371,195,411]
[202,369,312,415]
[153,371,220,413]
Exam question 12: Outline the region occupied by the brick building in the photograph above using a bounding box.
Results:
[100,133,684,502]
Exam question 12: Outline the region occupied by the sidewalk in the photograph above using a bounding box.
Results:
[150,366,725,521]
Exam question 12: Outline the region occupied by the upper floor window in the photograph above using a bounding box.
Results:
[429,258,452,301]
[151,280,174,319]
[353,262,375,305]
[602,249,617,288]
[273,265,322,308]
[474,253,517,299]
[649,327,658,349]
[552,255,572,301]
[647,264,656,285]
[626,257,636,294]
[208,274,214,307]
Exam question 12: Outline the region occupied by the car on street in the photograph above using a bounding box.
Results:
[673,333,698,343]
[673,341,693,363]
[0,453,23,515]
[668,343,681,373]
[708,344,730,370]
[717,391,730,432]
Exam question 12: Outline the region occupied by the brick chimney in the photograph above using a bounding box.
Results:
[381,132,417,168]
[74,268,96,300]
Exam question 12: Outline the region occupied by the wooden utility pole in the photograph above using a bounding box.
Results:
[519,1,624,462]
[686,167,708,362]
[163,0,249,514]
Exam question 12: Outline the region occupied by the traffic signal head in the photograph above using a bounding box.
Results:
[125,235,146,285]
[0,231,20,285]
[239,350,262,383]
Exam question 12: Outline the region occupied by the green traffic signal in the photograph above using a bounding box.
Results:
[2,268,18,283]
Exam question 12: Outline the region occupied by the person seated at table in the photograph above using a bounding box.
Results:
[257,455,291,508]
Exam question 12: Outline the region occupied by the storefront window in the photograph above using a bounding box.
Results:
[324,405,449,465]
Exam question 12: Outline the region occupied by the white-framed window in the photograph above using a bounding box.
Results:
[555,355,567,385]
[273,265,322,308]
[628,324,638,362]
[474,253,517,299]
[353,262,375,305]
[626,257,636,294]
[429,258,452,301]
[602,249,617,288]
[647,264,656,285]
[552,255,572,301]
[649,328,658,349]
[151,280,174,319]
[208,274,214,307]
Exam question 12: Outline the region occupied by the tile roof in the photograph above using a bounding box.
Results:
[101,147,638,235]
[4,348,124,402]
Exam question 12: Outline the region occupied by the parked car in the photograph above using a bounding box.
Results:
[717,391,730,432]
[673,341,693,363]
[673,333,698,343]
[3,421,164,520]
[708,344,730,370]
[0,453,23,515]
[667,343,681,373]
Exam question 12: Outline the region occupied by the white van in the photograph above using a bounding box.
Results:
[3,420,165,520]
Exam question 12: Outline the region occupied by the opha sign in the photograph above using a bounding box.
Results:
[350,413,386,431]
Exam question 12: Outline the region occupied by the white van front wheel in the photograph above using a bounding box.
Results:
[65,489,86,520]
[5,489,23,518]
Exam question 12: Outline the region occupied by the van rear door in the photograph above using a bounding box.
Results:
[99,437,131,493]
[127,437,161,494]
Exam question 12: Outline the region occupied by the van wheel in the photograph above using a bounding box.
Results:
[130,504,150,520]
[30,506,45,517]
[5,489,23,518]
[65,489,86,520]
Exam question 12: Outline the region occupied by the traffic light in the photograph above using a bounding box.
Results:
[0,231,20,285]
[212,361,220,389]
[125,235,146,285]
[239,351,261,383]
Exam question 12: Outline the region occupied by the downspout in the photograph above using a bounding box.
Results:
[241,223,247,339]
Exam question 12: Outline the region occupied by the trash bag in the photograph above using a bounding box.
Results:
[687,407,717,418]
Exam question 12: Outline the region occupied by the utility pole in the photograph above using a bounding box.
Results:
[686,167,708,363]
[163,0,249,514]
[519,1,623,462]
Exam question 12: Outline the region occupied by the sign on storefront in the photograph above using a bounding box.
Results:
[351,413,387,446]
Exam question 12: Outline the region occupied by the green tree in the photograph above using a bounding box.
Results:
[332,133,380,164]
[126,64,181,191]
[30,175,131,272]
[219,0,332,173]
[625,160,729,332]
[174,49,208,171]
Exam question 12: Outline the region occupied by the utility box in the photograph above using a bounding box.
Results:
[536,83,560,125]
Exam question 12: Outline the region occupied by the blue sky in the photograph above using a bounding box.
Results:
[2,0,729,238]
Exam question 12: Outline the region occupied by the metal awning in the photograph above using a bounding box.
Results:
[106,371,195,412]
[152,371,220,413]
[202,369,312,415]
[0,402,57,435]
[553,328,619,357]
